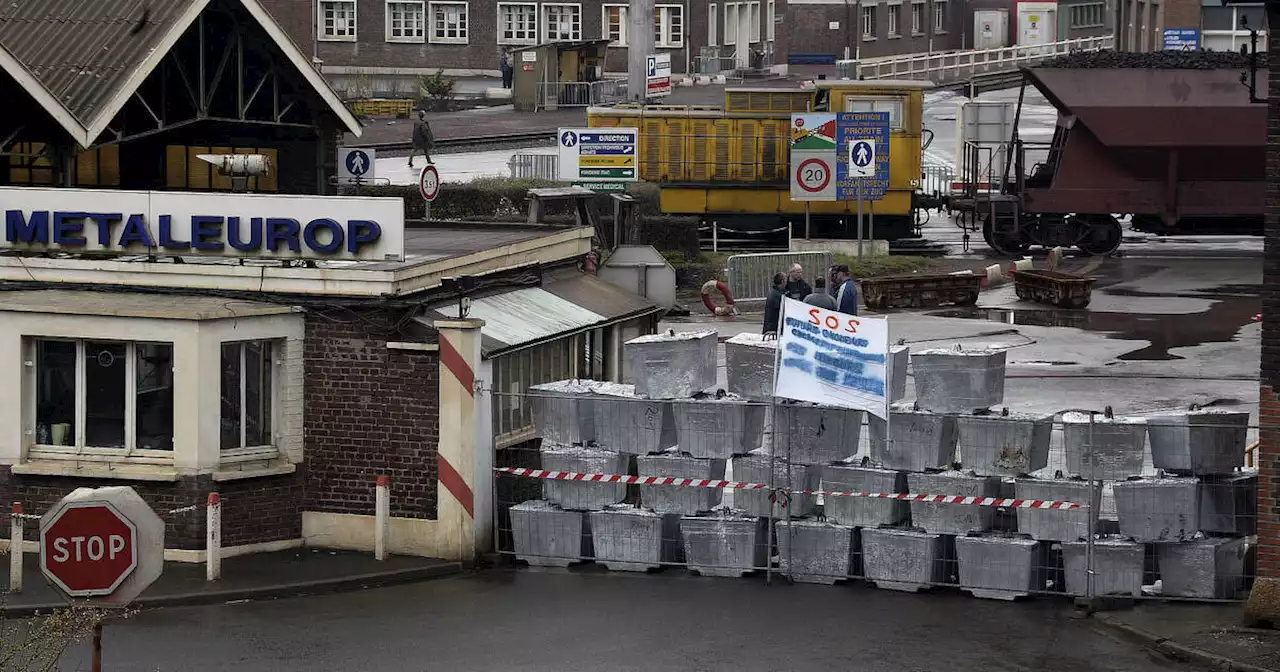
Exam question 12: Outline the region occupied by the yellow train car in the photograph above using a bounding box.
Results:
[587,80,932,239]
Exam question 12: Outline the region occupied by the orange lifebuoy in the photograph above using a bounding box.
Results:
[701,280,736,316]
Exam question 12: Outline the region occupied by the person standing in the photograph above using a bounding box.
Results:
[763,272,786,335]
[832,264,860,315]
[500,50,514,89]
[784,263,812,300]
[804,277,837,310]
[409,110,434,169]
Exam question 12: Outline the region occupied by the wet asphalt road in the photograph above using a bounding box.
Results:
[63,570,1187,672]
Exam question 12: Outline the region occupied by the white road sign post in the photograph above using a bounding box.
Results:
[789,114,838,238]
[646,53,672,98]
[337,147,376,184]
[419,164,440,219]
[557,128,639,182]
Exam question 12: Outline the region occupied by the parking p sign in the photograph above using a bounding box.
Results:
[646,53,672,98]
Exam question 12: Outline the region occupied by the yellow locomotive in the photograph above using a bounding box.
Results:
[587,80,932,239]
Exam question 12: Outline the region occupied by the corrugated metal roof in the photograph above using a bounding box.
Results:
[0,0,194,126]
[421,273,661,356]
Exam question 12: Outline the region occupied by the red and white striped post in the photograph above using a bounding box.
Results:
[206,493,222,582]
[9,502,22,593]
[375,476,390,561]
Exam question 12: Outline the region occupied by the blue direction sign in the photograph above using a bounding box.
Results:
[1163,28,1199,51]
[558,127,639,181]
[836,112,890,200]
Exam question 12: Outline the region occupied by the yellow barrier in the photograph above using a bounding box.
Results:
[348,98,415,118]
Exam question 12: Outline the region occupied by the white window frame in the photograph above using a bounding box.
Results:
[603,3,628,45]
[911,1,925,35]
[319,0,358,42]
[843,95,905,129]
[725,3,739,45]
[28,339,175,463]
[861,5,876,38]
[767,0,776,41]
[748,1,761,42]
[386,0,426,43]
[428,0,468,43]
[497,2,538,45]
[933,0,947,33]
[219,340,280,461]
[709,3,718,46]
[887,3,900,35]
[543,3,583,42]
[656,4,684,47]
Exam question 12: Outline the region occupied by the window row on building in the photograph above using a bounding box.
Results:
[858,0,948,40]
[319,0,688,47]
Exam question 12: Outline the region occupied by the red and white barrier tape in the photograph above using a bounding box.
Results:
[495,467,1084,509]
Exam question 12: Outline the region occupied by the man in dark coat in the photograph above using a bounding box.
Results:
[784,263,812,300]
[804,277,837,310]
[763,272,786,335]
[833,264,860,315]
[409,110,434,168]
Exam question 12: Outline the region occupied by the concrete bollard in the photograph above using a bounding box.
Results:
[9,502,22,594]
[541,445,628,510]
[625,330,717,399]
[868,406,958,471]
[591,386,677,455]
[1062,412,1147,481]
[771,404,863,465]
[1014,478,1095,542]
[375,476,389,562]
[637,452,726,515]
[670,396,767,459]
[590,505,678,572]
[955,411,1053,477]
[510,501,591,567]
[955,535,1041,600]
[1062,538,1144,598]
[732,452,821,518]
[206,492,222,581]
[1147,410,1249,475]
[1198,473,1257,536]
[680,514,768,578]
[861,528,948,593]
[911,347,1007,414]
[821,465,909,527]
[1157,537,1249,599]
[528,380,600,445]
[1112,477,1200,542]
[725,334,777,400]
[775,519,856,585]
[907,470,1001,535]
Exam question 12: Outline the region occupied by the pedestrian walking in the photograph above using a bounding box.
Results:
[784,263,812,300]
[804,277,837,310]
[500,50,514,89]
[763,272,786,335]
[409,110,434,169]
[832,264,860,315]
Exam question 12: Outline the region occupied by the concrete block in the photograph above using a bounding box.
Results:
[908,470,1001,535]
[771,404,863,465]
[955,535,1040,600]
[733,452,821,518]
[861,528,948,592]
[821,465,908,527]
[510,500,589,567]
[889,345,909,403]
[1147,410,1248,475]
[589,505,680,572]
[775,519,856,585]
[1199,473,1257,536]
[625,330,717,399]
[591,389,677,455]
[637,452,726,515]
[868,407,958,471]
[725,334,776,401]
[911,347,1007,413]
[540,445,628,511]
[955,411,1053,477]
[671,396,767,459]
[528,380,598,445]
[1014,478,1096,542]
[1157,537,1249,599]
[1062,412,1147,481]
[1112,477,1200,542]
[680,514,769,578]
[1062,539,1144,597]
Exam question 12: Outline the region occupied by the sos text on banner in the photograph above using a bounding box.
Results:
[773,296,890,419]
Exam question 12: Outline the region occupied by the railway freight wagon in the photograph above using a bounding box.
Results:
[587,81,932,240]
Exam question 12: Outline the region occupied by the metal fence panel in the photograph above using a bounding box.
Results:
[509,152,558,180]
[726,251,833,302]
[535,80,628,111]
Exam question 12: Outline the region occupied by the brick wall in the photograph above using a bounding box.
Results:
[1161,0,1201,33]
[302,309,440,520]
[1259,24,1280,581]
[258,0,316,56]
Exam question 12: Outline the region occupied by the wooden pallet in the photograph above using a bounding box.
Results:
[861,273,984,310]
[1014,269,1095,308]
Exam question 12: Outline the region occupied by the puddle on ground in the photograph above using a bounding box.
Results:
[927,297,1260,360]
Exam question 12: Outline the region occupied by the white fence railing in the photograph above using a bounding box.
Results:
[535,79,628,111]
[837,35,1114,83]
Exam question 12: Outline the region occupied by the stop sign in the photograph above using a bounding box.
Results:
[40,487,164,605]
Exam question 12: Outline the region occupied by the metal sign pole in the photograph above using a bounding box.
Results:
[425,200,431,221]
[870,199,875,252]
[805,202,811,240]
[856,179,865,258]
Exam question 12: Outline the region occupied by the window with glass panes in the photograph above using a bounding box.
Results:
[911,2,924,33]
[604,4,627,43]
[862,5,875,37]
[888,4,900,35]
[656,5,684,46]
[498,3,537,44]
[320,0,357,39]
[387,1,425,41]
[933,0,947,32]
[220,340,275,450]
[842,95,904,129]
[544,3,582,41]
[429,1,467,41]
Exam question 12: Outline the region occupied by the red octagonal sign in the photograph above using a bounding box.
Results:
[41,501,139,597]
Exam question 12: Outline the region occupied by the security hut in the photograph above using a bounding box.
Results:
[512,40,614,112]
[0,0,657,565]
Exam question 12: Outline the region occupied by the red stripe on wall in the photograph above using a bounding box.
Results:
[439,335,475,397]
[438,455,475,518]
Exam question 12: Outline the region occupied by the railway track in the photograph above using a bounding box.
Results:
[364,130,557,153]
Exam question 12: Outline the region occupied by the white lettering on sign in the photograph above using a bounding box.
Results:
[51,534,128,562]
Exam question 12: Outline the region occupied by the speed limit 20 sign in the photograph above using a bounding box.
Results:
[790,113,838,202]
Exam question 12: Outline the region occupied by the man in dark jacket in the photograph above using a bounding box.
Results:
[763,272,786,335]
[804,277,837,310]
[784,263,812,300]
[409,110,434,168]
[833,264,859,315]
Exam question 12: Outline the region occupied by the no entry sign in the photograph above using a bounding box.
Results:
[40,486,165,605]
